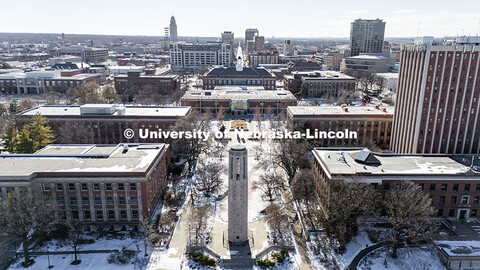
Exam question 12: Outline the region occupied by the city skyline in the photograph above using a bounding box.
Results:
[1,0,479,38]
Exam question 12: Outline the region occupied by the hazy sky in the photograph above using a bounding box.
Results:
[1,0,479,38]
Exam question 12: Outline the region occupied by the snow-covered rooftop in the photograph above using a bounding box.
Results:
[288,106,394,116]
[0,143,167,179]
[436,241,480,257]
[313,148,480,177]
[19,105,191,117]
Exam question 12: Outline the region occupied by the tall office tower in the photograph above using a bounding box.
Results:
[245,28,259,44]
[254,35,265,52]
[283,40,293,56]
[228,144,248,245]
[221,31,234,47]
[349,18,385,57]
[391,37,480,154]
[169,16,178,42]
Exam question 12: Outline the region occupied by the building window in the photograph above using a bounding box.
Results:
[95,196,101,205]
[108,210,115,221]
[472,209,478,218]
[119,196,126,205]
[106,183,112,191]
[441,184,447,192]
[419,183,424,190]
[132,210,139,220]
[476,184,480,192]
[451,196,457,205]
[120,210,127,220]
[56,183,63,191]
[439,196,445,205]
[384,183,390,191]
[84,210,91,220]
[461,196,469,205]
[43,183,51,191]
[96,210,103,220]
[453,184,459,192]
[130,183,137,191]
[69,183,75,191]
[70,197,77,206]
[94,183,100,190]
[429,184,436,191]
[81,183,88,191]
[72,210,79,220]
[118,183,124,191]
[107,196,113,205]
[474,196,479,205]
[82,196,89,205]
[57,196,65,205]
[131,196,138,205]
[437,209,443,217]
[449,209,455,217]
[465,184,471,192]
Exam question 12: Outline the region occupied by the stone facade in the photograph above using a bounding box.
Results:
[228,144,248,245]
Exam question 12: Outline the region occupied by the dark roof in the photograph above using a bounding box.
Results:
[204,67,274,78]
[51,63,82,70]
[354,150,381,165]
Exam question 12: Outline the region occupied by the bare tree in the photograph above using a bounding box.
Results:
[253,171,283,202]
[139,217,160,256]
[291,169,317,215]
[170,109,211,172]
[102,85,119,104]
[19,98,38,111]
[0,191,54,266]
[265,204,291,245]
[195,160,225,197]
[75,82,104,104]
[216,105,225,127]
[57,122,94,144]
[271,138,311,182]
[252,144,264,161]
[189,205,211,246]
[317,181,378,253]
[254,106,262,130]
[385,181,436,258]
[65,219,85,265]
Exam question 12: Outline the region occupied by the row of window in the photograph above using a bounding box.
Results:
[438,208,477,218]
[438,195,475,205]
[419,183,480,192]
[57,195,138,206]
[67,209,139,221]
[43,182,137,192]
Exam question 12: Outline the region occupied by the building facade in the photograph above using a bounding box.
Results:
[169,43,231,70]
[228,144,249,245]
[283,71,356,97]
[247,51,279,68]
[113,71,179,100]
[0,143,170,223]
[169,16,178,42]
[313,148,480,219]
[181,87,297,115]
[349,19,386,57]
[202,66,276,90]
[16,105,191,144]
[50,46,109,63]
[288,106,393,149]
[391,41,480,154]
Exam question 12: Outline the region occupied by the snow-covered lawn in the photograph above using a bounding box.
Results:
[358,246,446,270]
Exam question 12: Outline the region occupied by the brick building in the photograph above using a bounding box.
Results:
[391,38,480,154]
[181,86,297,115]
[313,148,480,219]
[283,71,356,97]
[16,104,191,144]
[0,143,170,223]
[114,71,179,101]
[202,66,276,90]
[247,51,279,68]
[287,106,393,149]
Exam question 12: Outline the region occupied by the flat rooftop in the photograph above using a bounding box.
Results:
[313,148,480,177]
[0,143,167,179]
[288,106,394,116]
[19,105,191,117]
[182,87,296,101]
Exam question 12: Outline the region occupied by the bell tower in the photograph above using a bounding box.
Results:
[228,144,248,245]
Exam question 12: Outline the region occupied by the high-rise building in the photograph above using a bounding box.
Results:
[391,37,480,154]
[245,28,258,44]
[169,16,178,42]
[254,35,265,52]
[221,31,234,48]
[283,40,293,56]
[170,43,231,70]
[349,18,385,57]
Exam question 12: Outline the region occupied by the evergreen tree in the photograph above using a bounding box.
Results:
[0,125,18,153]
[16,114,55,153]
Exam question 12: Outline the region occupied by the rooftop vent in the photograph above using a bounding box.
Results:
[354,150,381,165]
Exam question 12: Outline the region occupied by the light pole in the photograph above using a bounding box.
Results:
[47,250,53,268]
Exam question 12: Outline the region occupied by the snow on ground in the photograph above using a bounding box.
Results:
[358,246,446,270]
[8,253,146,270]
[337,230,373,267]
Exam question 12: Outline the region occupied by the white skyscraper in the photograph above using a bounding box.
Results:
[169,16,178,42]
